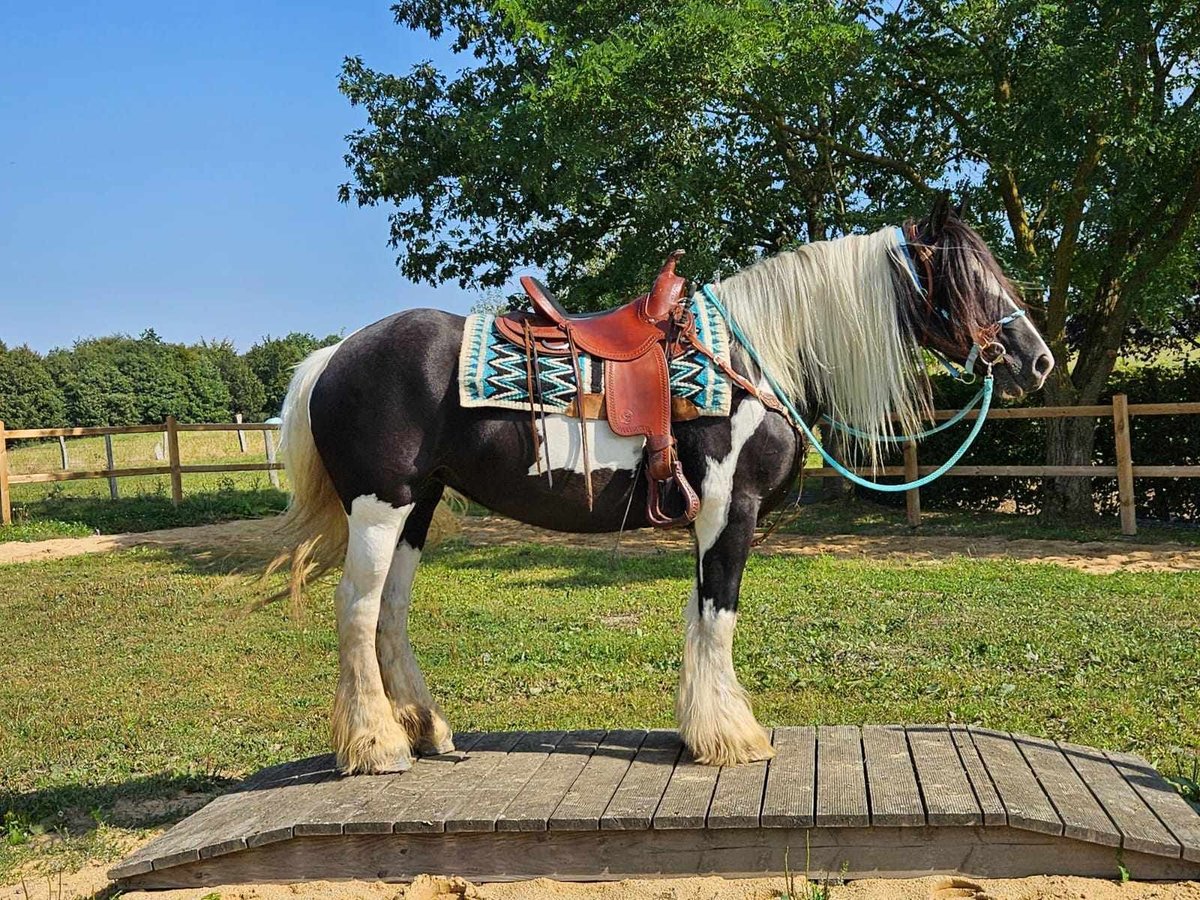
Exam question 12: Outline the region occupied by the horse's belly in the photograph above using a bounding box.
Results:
[440,413,652,533]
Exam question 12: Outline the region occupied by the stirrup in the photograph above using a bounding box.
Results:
[645,461,700,527]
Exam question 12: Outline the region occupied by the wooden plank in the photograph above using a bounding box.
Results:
[950,726,1005,826]
[165,416,183,504]
[907,726,981,826]
[802,465,1120,479]
[178,463,284,474]
[496,730,605,832]
[1105,749,1200,862]
[1113,393,1136,535]
[341,733,483,833]
[903,441,921,525]
[136,756,337,869]
[815,725,869,827]
[444,732,564,833]
[288,771,404,839]
[9,465,172,484]
[708,733,771,829]
[104,434,119,499]
[396,731,523,833]
[549,730,645,830]
[1058,741,1180,858]
[862,725,924,826]
[1128,401,1200,416]
[264,428,281,487]
[1012,734,1119,846]
[968,728,1060,835]
[3,424,166,439]
[117,824,1200,888]
[177,422,279,432]
[599,730,682,830]
[652,745,721,830]
[1132,466,1200,477]
[761,726,816,828]
[0,421,10,526]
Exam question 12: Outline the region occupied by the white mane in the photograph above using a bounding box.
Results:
[715,226,931,464]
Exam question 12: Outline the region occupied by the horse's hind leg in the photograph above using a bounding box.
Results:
[332,496,415,774]
[376,491,454,755]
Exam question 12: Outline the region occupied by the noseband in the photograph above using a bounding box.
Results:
[897,224,1027,383]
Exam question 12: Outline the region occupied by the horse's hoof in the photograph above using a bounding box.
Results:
[417,736,456,756]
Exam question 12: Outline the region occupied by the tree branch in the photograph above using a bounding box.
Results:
[773,121,933,191]
[1045,131,1107,352]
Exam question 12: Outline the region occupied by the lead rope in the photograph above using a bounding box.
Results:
[701,284,996,494]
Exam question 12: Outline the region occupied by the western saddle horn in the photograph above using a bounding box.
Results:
[494,251,701,527]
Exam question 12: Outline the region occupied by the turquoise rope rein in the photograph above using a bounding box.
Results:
[821,385,985,443]
[701,284,994,494]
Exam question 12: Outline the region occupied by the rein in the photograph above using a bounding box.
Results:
[700,261,1017,493]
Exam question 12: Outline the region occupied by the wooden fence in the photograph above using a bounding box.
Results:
[0,416,282,526]
[802,393,1200,536]
[1,395,1197,535]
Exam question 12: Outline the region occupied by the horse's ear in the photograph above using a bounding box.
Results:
[929,191,952,235]
[955,196,969,222]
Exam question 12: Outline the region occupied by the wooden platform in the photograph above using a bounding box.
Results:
[111,726,1200,888]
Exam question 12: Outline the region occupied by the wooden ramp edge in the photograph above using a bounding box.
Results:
[111,726,1200,887]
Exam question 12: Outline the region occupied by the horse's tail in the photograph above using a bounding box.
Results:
[265,342,348,612]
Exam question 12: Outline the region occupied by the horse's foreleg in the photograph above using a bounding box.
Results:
[377,498,454,755]
[332,497,414,774]
[676,494,773,767]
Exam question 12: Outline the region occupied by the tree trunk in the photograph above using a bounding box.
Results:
[1041,415,1098,522]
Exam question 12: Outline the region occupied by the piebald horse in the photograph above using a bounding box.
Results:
[275,207,1053,774]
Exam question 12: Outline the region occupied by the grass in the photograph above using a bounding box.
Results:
[4,430,289,541]
[787,494,1200,545]
[1,539,1198,879]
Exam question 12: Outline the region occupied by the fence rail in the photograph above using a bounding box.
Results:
[0,416,281,525]
[0,395,1196,535]
[801,393,1198,536]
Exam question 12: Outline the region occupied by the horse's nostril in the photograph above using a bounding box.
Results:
[1033,352,1054,379]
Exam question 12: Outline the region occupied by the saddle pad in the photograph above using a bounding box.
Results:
[458,291,732,417]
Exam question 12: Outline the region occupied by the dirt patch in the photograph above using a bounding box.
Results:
[3,515,1200,575]
[5,856,1200,900]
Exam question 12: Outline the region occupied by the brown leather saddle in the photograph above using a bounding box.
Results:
[494,251,701,527]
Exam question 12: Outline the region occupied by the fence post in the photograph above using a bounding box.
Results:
[235,413,248,453]
[903,440,921,526]
[0,422,10,526]
[59,435,70,470]
[264,428,280,488]
[1112,393,1136,536]
[165,417,184,505]
[104,434,119,499]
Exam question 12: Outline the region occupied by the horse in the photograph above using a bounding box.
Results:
[272,202,1054,775]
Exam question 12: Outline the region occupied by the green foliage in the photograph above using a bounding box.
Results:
[200,339,268,420]
[244,332,341,417]
[870,361,1200,521]
[0,342,67,429]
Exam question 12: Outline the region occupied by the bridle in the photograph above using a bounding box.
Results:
[898,223,1027,384]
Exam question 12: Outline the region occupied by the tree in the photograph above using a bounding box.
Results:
[340,0,1199,520]
[245,333,342,417]
[201,339,268,420]
[0,342,67,430]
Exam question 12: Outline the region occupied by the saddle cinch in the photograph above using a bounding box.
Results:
[494,251,702,527]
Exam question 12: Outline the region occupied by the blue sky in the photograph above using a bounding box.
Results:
[1,1,476,353]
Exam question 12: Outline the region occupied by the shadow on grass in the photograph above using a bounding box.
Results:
[2,772,241,840]
[8,489,288,538]
[430,541,694,589]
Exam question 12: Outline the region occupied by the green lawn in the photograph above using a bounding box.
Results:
[1,539,1197,877]
[3,430,289,540]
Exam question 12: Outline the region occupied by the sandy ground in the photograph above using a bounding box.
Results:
[3,515,1200,575]
[4,851,1200,900]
